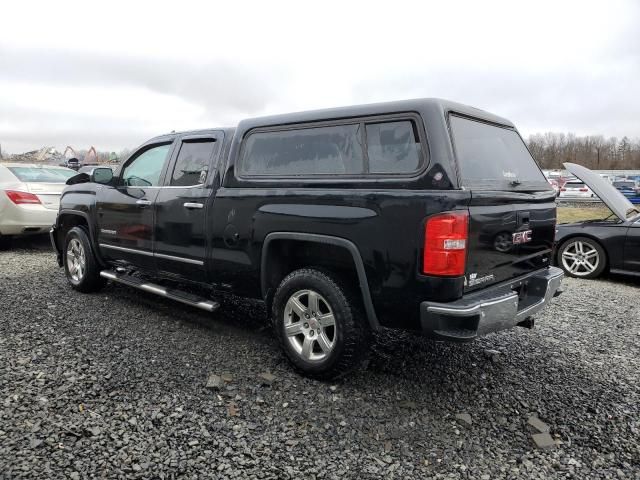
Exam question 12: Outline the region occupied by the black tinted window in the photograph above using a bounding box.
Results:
[450,116,547,188]
[366,121,421,173]
[171,139,216,186]
[240,124,363,176]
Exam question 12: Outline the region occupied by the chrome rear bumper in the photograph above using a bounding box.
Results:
[420,267,564,341]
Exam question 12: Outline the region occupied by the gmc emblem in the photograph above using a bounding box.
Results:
[512,230,533,244]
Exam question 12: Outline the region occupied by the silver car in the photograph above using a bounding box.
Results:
[0,163,77,240]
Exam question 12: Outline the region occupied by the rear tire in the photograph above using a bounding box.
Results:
[63,227,106,292]
[272,268,370,380]
[558,236,606,279]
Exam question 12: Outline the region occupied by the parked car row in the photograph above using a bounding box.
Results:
[545,170,640,203]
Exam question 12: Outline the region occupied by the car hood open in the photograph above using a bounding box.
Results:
[564,162,640,221]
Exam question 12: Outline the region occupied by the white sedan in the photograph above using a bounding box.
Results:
[559,180,595,198]
[0,163,77,242]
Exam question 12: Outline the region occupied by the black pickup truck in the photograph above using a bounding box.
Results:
[51,98,563,379]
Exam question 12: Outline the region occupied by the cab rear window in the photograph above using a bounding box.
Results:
[449,115,548,189]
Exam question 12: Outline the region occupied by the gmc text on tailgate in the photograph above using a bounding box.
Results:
[50,98,563,379]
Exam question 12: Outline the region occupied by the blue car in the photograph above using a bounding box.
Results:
[612,180,640,204]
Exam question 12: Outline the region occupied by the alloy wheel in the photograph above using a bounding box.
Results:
[66,238,86,282]
[283,289,337,362]
[561,240,599,277]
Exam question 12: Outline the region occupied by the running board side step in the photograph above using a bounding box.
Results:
[100,270,219,312]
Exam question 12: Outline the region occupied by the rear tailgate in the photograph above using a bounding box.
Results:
[465,191,556,291]
[448,114,555,292]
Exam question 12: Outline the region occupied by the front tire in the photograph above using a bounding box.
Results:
[63,227,106,292]
[272,268,370,380]
[558,236,606,279]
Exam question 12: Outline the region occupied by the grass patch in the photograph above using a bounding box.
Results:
[557,205,613,224]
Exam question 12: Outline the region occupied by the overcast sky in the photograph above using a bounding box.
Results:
[1,0,639,153]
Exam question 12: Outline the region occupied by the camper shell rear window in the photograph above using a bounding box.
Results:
[449,115,549,190]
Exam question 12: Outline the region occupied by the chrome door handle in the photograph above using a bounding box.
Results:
[136,199,152,207]
[183,202,204,209]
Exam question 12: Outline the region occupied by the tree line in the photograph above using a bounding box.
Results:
[526,133,640,170]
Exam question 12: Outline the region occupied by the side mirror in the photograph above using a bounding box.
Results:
[91,167,114,185]
[65,173,90,185]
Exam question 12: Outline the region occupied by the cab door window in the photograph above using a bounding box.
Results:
[122,144,172,187]
[170,139,217,186]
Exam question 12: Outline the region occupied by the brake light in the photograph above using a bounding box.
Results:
[5,190,41,205]
[579,188,588,192]
[423,211,468,276]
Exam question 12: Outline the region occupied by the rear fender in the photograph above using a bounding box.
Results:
[260,232,380,331]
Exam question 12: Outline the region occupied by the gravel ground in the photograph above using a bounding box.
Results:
[1,237,639,479]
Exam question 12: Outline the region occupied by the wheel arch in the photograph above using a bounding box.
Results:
[56,210,105,266]
[260,232,380,330]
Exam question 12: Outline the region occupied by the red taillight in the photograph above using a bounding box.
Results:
[423,211,468,276]
[579,188,588,192]
[560,188,566,191]
[5,190,41,205]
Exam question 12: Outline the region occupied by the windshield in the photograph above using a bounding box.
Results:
[8,166,77,183]
[450,115,549,190]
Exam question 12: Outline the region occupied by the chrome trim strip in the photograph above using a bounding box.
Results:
[124,184,205,190]
[99,243,154,257]
[99,244,204,265]
[154,252,204,265]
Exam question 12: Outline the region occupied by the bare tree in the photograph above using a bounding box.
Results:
[526,133,640,170]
